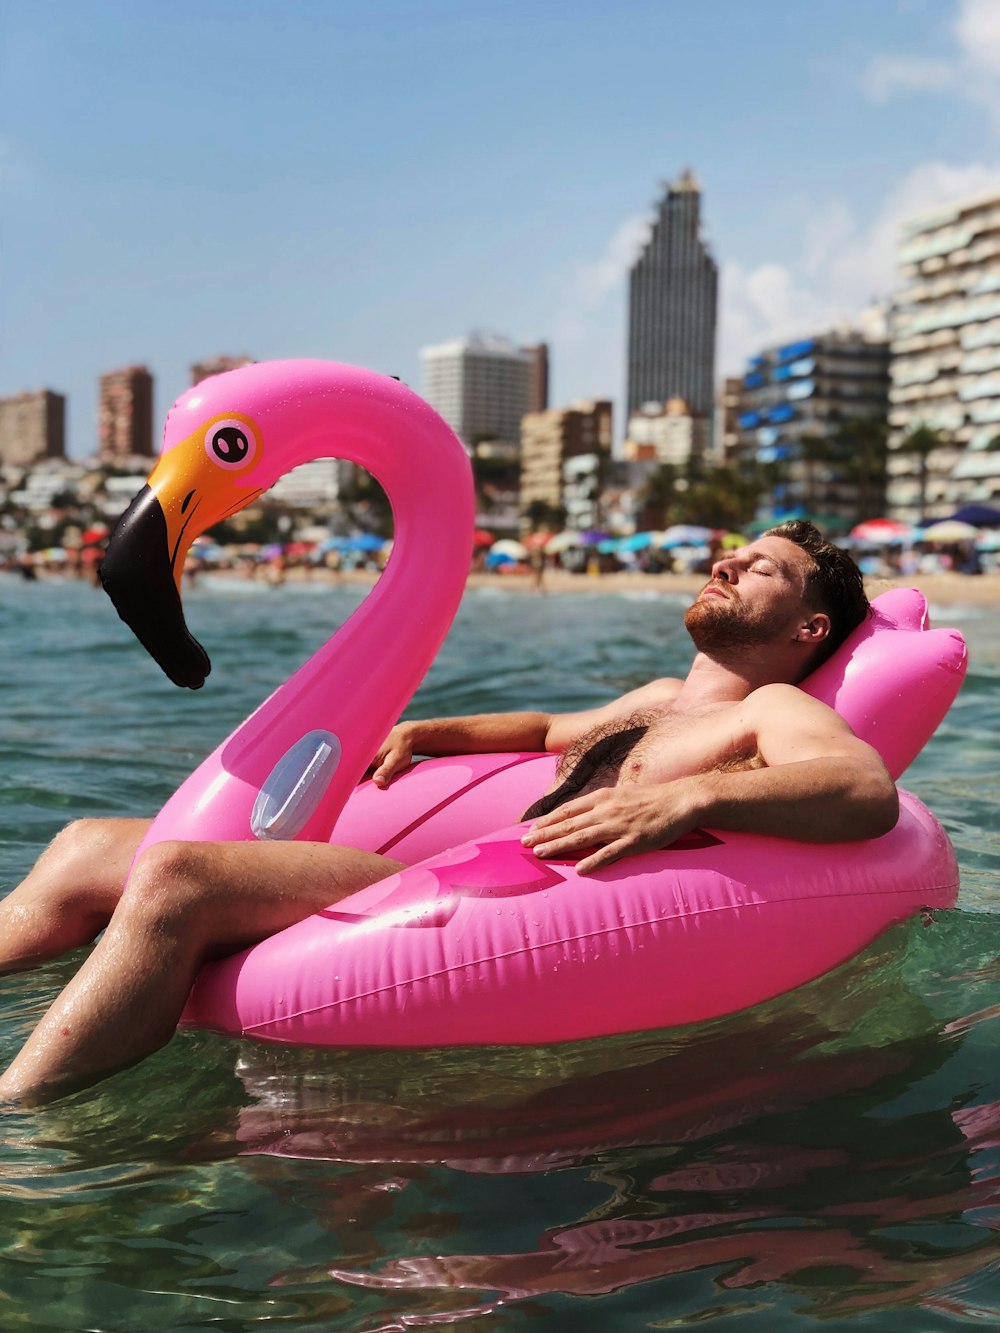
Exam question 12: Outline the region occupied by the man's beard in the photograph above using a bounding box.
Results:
[684,589,793,657]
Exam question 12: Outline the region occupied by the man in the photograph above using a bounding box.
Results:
[0,522,898,1105]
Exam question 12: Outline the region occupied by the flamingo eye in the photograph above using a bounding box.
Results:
[205,419,258,469]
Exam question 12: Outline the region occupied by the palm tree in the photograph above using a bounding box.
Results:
[833,417,889,523]
[895,425,944,521]
[523,499,565,533]
[673,462,767,531]
[797,432,834,517]
[638,463,678,530]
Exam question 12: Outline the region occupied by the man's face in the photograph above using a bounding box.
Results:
[684,536,819,656]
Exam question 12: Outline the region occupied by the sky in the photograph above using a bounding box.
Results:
[3,0,1000,458]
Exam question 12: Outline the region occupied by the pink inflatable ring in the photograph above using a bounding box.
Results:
[100,361,967,1047]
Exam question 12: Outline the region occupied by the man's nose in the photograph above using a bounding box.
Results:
[712,560,735,583]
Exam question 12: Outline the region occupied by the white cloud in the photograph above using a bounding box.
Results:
[549,214,650,406]
[864,0,1000,125]
[717,0,1000,376]
[559,214,650,322]
[863,55,957,103]
[719,158,1000,376]
[955,0,1000,78]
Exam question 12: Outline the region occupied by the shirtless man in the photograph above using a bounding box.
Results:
[0,522,897,1104]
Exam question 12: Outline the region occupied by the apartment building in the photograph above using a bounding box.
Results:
[888,189,1000,519]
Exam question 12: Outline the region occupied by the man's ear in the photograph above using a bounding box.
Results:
[796,612,831,644]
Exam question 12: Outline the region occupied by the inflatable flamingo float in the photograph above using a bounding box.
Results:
[100,360,966,1048]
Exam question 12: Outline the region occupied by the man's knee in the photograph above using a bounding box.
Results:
[46,818,118,867]
[123,840,216,927]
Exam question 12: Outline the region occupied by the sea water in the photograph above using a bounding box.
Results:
[0,572,999,1332]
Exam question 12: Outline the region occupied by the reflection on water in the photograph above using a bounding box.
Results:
[0,577,998,1329]
[207,917,1000,1327]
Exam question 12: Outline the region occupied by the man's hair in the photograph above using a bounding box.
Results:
[763,519,870,666]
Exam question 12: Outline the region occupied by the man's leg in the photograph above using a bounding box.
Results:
[0,819,150,971]
[0,837,403,1105]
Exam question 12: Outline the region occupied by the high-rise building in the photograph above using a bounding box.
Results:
[887,189,1000,519]
[623,398,710,470]
[98,365,154,461]
[522,343,550,414]
[421,335,542,448]
[737,323,890,528]
[715,377,744,465]
[0,389,66,466]
[627,169,718,420]
[190,355,254,386]
[520,399,612,530]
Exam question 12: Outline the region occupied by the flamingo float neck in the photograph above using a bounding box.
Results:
[102,360,474,849]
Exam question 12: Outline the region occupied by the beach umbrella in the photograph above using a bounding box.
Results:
[921,519,979,543]
[944,503,1000,527]
[660,524,713,548]
[720,532,748,549]
[190,539,227,564]
[579,530,611,547]
[484,549,519,568]
[472,528,496,548]
[489,539,528,560]
[544,530,582,553]
[345,533,387,552]
[976,530,1000,551]
[617,530,658,552]
[522,531,553,549]
[849,518,912,542]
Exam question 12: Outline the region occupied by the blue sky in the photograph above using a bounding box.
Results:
[3,0,999,457]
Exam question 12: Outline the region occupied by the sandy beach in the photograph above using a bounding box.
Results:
[261,564,1000,608]
[470,568,1000,608]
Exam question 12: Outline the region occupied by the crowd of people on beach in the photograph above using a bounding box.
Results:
[1,530,997,589]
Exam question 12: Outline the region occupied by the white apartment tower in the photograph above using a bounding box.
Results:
[421,335,545,449]
[888,189,1000,518]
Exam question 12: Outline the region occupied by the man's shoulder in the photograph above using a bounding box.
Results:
[632,676,684,705]
[745,682,844,725]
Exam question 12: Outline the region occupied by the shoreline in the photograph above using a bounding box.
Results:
[224,565,1000,608]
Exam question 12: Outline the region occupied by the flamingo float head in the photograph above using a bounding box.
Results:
[101,359,473,694]
[100,410,268,688]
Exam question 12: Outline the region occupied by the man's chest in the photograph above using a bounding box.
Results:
[619,704,761,784]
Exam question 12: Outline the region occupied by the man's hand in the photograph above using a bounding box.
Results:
[368,724,416,788]
[521,783,697,875]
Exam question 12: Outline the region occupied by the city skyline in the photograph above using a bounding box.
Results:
[4,0,999,458]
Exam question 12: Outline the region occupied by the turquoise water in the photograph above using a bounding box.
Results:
[1,572,999,1331]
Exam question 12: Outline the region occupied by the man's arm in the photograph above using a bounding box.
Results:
[369,678,682,787]
[522,685,899,874]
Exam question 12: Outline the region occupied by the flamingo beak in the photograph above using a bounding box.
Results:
[100,482,211,690]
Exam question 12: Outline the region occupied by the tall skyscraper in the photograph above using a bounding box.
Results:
[98,365,153,460]
[627,169,718,419]
[0,389,66,466]
[421,335,542,448]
